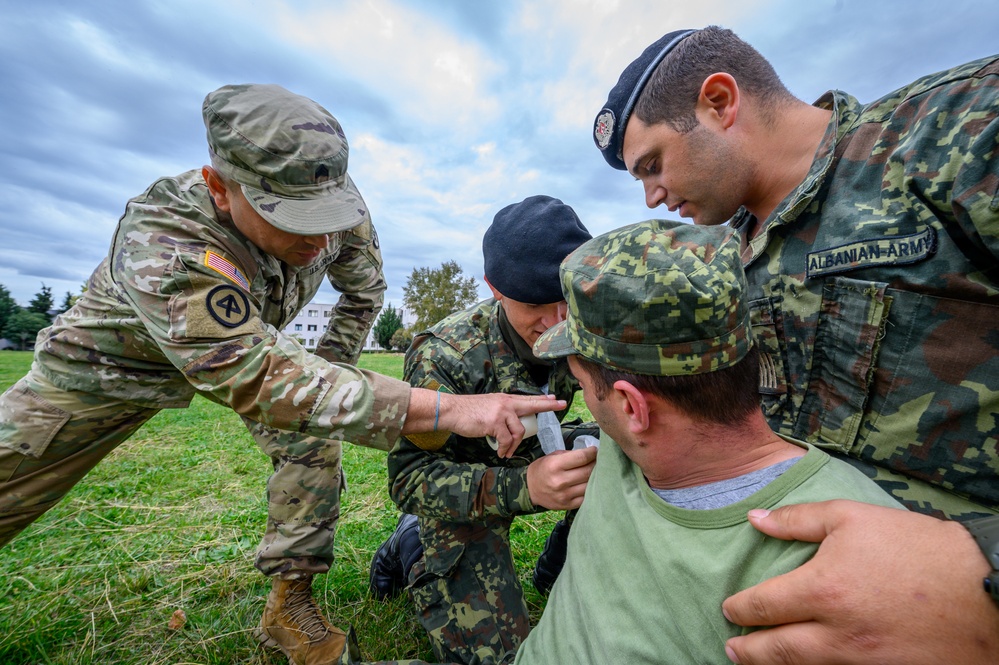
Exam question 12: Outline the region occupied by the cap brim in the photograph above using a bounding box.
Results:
[533,321,575,360]
[242,173,368,235]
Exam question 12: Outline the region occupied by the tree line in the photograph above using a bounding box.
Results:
[0,283,81,350]
[373,259,479,352]
[2,259,480,353]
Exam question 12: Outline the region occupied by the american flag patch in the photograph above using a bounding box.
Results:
[204,250,250,291]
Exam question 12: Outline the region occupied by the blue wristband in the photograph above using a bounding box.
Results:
[433,390,441,432]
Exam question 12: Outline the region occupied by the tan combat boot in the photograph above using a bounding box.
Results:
[256,577,347,665]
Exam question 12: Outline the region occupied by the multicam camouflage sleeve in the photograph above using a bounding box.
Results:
[81,173,409,449]
[313,218,387,365]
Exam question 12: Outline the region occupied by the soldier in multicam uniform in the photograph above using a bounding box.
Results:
[373,196,598,665]
[0,84,564,665]
[594,26,999,665]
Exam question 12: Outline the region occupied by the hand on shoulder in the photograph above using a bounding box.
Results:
[722,500,999,665]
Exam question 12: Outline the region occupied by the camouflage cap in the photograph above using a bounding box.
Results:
[203,83,369,235]
[533,219,752,376]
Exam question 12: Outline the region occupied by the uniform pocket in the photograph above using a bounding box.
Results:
[408,540,465,615]
[0,383,72,462]
[794,276,890,451]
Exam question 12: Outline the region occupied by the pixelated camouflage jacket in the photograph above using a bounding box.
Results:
[34,169,409,448]
[732,56,999,518]
[388,299,578,538]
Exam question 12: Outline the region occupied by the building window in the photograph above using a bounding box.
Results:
[308,310,318,317]
[307,324,318,332]
[294,324,302,331]
[323,309,332,317]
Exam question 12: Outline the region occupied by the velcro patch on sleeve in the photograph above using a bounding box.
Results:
[204,250,251,291]
[182,272,264,339]
[205,285,250,327]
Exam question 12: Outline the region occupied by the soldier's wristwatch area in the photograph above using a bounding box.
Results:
[964,515,999,609]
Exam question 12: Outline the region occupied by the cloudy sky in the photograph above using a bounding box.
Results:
[1,0,995,310]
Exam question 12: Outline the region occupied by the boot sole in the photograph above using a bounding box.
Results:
[255,623,348,664]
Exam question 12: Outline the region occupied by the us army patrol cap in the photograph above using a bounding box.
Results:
[203,83,369,235]
[593,29,697,171]
[483,195,592,304]
[533,219,753,376]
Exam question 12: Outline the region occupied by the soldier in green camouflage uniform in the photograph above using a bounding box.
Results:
[386,196,597,664]
[0,84,566,665]
[594,26,999,665]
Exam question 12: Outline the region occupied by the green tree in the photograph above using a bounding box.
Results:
[28,283,54,315]
[402,260,478,330]
[61,280,89,313]
[58,290,80,313]
[0,284,19,338]
[373,303,403,350]
[390,326,414,353]
[3,309,50,350]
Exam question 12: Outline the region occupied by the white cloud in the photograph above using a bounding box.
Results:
[66,17,176,84]
[1,0,996,310]
[260,0,503,136]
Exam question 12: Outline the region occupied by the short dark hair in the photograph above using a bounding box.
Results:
[634,26,793,133]
[575,345,762,426]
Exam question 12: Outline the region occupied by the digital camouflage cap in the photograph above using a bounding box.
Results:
[533,219,753,376]
[203,83,369,235]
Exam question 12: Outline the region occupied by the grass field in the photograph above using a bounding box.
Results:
[0,350,589,664]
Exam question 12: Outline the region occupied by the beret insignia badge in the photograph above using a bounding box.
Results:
[594,109,615,150]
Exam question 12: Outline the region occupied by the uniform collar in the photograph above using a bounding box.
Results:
[736,90,861,267]
[496,303,553,387]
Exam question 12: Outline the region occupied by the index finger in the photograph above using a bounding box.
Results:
[722,562,820,628]
[511,394,566,415]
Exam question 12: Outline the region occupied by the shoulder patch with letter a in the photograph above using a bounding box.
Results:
[206,285,250,327]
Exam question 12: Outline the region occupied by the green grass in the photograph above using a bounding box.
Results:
[0,351,589,664]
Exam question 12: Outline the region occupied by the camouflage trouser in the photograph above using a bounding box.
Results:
[0,369,343,579]
[245,419,344,579]
[407,517,529,665]
[337,628,516,665]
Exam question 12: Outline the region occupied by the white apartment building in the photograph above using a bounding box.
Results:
[282,302,415,351]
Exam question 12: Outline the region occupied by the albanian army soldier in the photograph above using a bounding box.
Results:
[594,26,999,665]
[376,196,597,664]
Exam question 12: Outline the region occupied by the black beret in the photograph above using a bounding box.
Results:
[593,29,697,171]
[483,195,591,305]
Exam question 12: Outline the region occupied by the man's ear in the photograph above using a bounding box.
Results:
[202,166,233,212]
[483,275,503,302]
[613,380,651,434]
[697,72,740,130]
